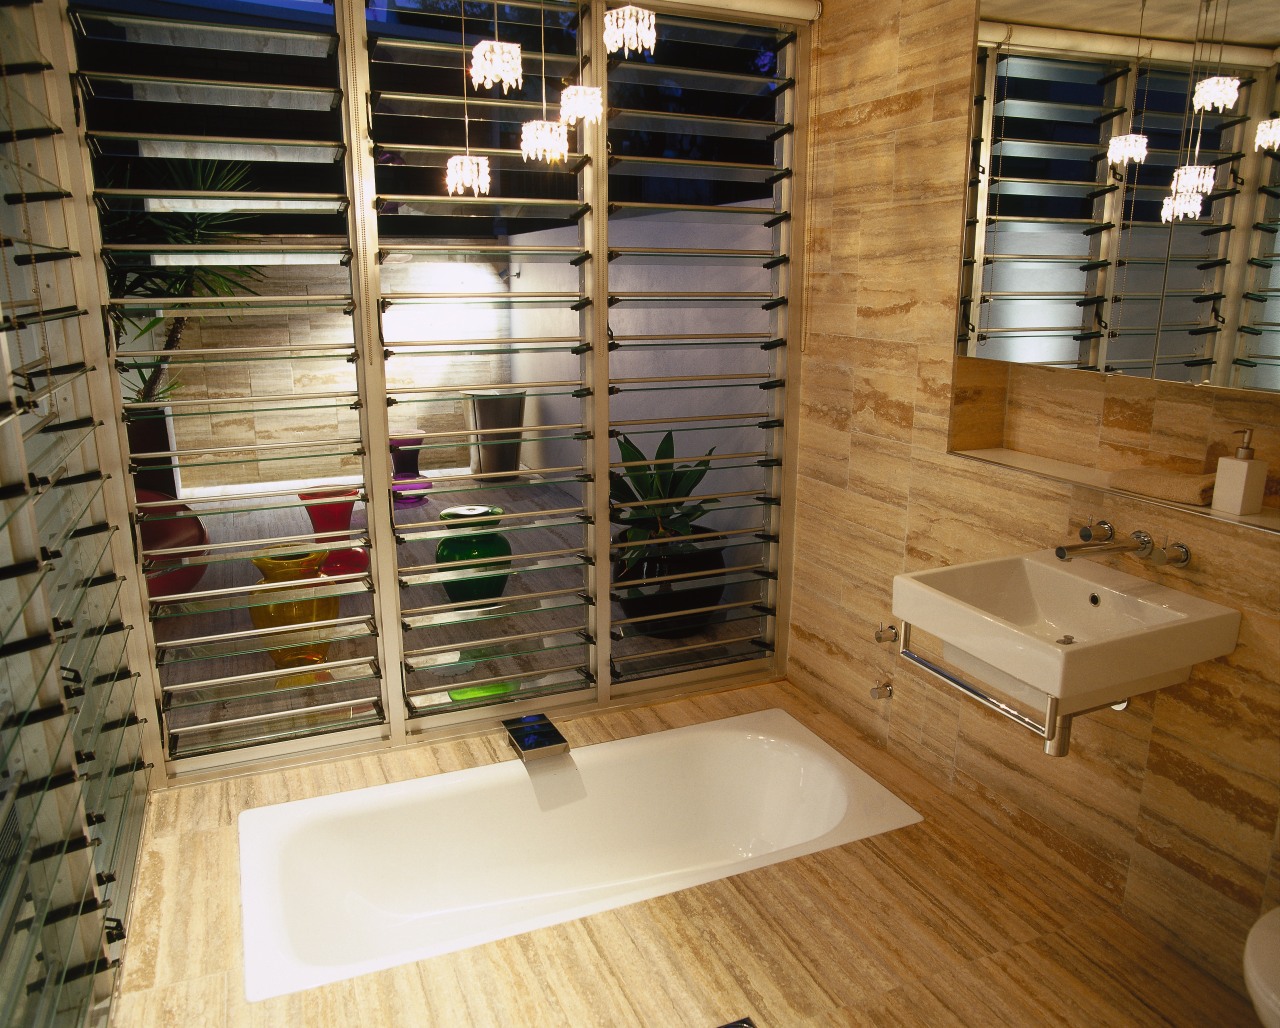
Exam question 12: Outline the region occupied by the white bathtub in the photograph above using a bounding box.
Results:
[239,708,921,1001]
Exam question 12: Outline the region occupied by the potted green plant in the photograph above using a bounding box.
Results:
[609,431,725,638]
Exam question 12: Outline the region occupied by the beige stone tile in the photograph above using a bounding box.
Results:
[912,347,959,453]
[853,288,957,352]
[797,418,851,488]
[820,136,898,209]
[844,431,913,527]
[147,779,238,838]
[112,972,228,1028]
[892,116,972,201]
[1149,388,1216,467]
[292,364,359,399]
[202,364,253,402]
[797,355,854,487]
[123,826,242,993]
[850,339,919,444]
[504,917,655,1026]
[1004,364,1104,463]
[857,193,965,273]
[1152,616,1280,783]
[885,667,963,777]
[1265,819,1280,910]
[804,296,862,341]
[811,10,901,115]
[949,356,1009,451]
[1123,843,1258,995]
[824,87,935,140]
[952,766,1129,901]
[899,0,978,80]
[1090,497,1280,616]
[902,450,1073,570]
[1136,716,1278,910]
[953,697,1151,896]
[1099,375,1156,452]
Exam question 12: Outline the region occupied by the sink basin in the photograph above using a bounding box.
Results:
[892,550,1240,715]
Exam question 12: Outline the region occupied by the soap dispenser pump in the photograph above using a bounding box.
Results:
[1211,429,1268,516]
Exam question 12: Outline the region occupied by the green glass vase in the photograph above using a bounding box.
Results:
[435,505,512,605]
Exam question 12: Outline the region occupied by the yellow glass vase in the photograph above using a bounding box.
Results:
[248,551,339,671]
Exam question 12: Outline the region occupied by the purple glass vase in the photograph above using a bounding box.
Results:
[389,436,430,507]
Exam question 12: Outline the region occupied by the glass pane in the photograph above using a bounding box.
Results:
[368,0,595,719]
[72,0,385,754]
[604,13,790,687]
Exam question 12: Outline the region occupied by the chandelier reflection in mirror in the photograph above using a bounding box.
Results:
[471,39,523,92]
[1107,0,1149,169]
[521,0,568,163]
[1194,74,1239,112]
[1160,189,1203,223]
[446,154,491,196]
[960,32,1277,390]
[561,85,602,127]
[471,2,522,93]
[1162,0,1239,221]
[603,5,655,57]
[448,3,491,196]
[560,8,602,129]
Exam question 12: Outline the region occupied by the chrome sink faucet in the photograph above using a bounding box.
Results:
[1055,520,1154,561]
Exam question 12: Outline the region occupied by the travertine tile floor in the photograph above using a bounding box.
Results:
[111,681,1257,1027]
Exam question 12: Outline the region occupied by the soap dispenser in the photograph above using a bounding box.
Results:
[1211,429,1268,516]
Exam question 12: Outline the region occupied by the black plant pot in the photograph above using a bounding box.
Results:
[614,537,726,639]
[125,410,177,496]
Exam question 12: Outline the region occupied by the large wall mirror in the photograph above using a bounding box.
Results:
[950,0,1280,533]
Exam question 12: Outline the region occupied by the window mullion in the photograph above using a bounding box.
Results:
[1094,63,1136,374]
[333,0,408,744]
[585,0,613,705]
[1214,76,1272,387]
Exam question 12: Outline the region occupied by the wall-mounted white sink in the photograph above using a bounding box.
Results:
[892,550,1240,717]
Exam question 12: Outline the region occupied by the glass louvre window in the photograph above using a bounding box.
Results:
[72,1,382,760]
[962,48,1255,383]
[367,0,596,718]
[69,0,803,766]
[1,2,146,1019]
[605,15,793,684]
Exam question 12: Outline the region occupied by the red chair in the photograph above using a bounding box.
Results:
[135,489,209,598]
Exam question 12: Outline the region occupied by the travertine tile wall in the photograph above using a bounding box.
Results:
[792,0,1280,997]
[952,356,1280,507]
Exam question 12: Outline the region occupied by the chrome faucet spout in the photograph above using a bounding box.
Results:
[1055,530,1154,562]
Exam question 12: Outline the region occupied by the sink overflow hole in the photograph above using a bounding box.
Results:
[1089,593,1101,606]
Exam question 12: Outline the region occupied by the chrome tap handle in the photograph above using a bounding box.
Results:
[1129,530,1155,560]
[874,623,898,644]
[1156,542,1191,568]
[1079,519,1114,543]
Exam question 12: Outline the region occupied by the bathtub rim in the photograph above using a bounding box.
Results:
[238,707,922,1002]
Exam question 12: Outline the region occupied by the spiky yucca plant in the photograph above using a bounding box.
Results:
[609,431,718,574]
[102,159,261,401]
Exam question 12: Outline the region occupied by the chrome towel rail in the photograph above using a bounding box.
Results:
[898,622,1073,756]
